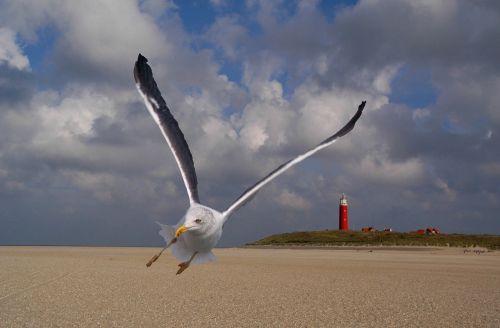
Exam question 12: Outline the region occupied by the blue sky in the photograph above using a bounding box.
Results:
[0,0,499,247]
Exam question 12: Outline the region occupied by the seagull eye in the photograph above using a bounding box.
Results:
[194,219,202,224]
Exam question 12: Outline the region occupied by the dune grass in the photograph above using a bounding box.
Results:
[248,230,500,250]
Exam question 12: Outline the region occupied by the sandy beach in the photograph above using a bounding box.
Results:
[1,246,499,327]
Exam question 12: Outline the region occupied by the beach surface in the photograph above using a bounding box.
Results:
[1,246,499,327]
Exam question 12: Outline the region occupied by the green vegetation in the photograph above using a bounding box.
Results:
[248,230,500,250]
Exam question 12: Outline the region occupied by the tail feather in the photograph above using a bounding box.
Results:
[157,222,175,243]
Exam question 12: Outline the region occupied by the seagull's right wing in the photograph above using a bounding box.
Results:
[222,101,366,221]
[134,54,199,204]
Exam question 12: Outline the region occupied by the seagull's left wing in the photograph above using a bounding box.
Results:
[222,101,366,221]
[134,54,199,204]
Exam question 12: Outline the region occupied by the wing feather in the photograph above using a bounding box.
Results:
[134,54,199,204]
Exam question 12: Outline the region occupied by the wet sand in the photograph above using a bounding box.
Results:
[1,246,499,327]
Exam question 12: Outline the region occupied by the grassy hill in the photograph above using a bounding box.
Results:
[247,230,500,250]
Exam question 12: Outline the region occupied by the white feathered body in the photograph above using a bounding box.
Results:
[158,204,223,264]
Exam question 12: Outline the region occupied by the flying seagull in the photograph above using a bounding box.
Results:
[134,54,366,274]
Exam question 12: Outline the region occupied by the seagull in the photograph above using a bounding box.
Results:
[134,54,366,274]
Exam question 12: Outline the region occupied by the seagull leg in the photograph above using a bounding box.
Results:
[176,251,198,275]
[146,237,177,267]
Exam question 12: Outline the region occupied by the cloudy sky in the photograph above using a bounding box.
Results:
[0,0,499,247]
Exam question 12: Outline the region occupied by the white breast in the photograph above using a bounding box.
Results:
[180,205,224,252]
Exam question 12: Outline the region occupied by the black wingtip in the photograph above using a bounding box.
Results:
[353,100,366,120]
[327,100,366,140]
[134,54,150,84]
[359,100,366,112]
[353,100,366,123]
[137,53,148,63]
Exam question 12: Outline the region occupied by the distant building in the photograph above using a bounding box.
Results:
[339,194,349,230]
[412,228,440,235]
[426,227,440,235]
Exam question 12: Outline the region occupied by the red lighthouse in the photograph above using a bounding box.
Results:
[339,194,349,230]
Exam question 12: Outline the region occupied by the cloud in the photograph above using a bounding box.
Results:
[139,0,177,18]
[350,153,425,187]
[0,27,30,70]
[0,27,34,106]
[434,177,456,201]
[239,79,292,151]
[275,189,312,210]
[0,65,34,106]
[209,0,227,8]
[0,0,171,85]
[480,163,500,177]
[205,15,247,59]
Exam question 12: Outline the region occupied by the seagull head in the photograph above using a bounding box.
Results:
[175,206,217,238]
[175,218,205,237]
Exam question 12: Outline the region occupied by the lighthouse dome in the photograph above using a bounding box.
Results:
[340,193,348,205]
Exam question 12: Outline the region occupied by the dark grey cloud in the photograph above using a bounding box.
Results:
[333,1,500,67]
[0,66,34,106]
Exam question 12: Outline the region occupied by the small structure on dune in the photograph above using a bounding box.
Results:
[361,227,377,233]
[426,227,440,234]
[412,228,440,235]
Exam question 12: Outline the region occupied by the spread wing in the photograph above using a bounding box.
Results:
[222,101,366,221]
[134,54,199,204]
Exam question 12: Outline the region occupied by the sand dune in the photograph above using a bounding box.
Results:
[1,246,499,327]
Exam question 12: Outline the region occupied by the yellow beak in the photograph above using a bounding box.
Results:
[175,225,189,237]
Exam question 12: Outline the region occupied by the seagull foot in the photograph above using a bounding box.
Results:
[176,251,198,275]
[176,261,190,275]
[146,253,161,267]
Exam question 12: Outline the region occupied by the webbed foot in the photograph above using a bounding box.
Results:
[176,261,190,275]
[176,251,198,275]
